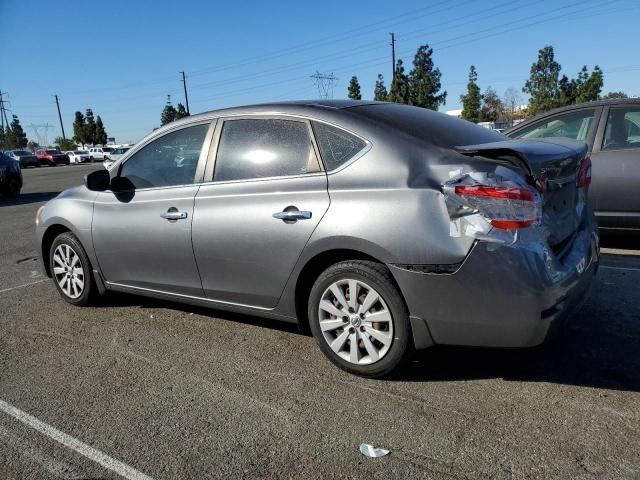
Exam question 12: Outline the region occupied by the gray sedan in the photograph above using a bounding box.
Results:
[5,149,39,168]
[506,98,640,231]
[35,101,599,377]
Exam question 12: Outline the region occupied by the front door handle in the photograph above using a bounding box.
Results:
[272,210,312,221]
[161,209,188,221]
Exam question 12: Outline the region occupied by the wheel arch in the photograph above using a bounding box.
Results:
[41,224,73,277]
[293,248,407,336]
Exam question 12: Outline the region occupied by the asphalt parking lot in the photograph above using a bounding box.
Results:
[0,164,639,479]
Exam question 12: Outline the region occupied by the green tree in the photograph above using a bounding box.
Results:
[175,103,189,120]
[0,125,5,149]
[388,59,411,104]
[72,111,87,146]
[373,74,388,101]
[480,87,505,122]
[55,137,77,150]
[460,65,482,122]
[161,95,178,126]
[95,116,107,145]
[523,45,562,115]
[558,65,603,106]
[347,76,362,100]
[6,115,28,148]
[85,109,97,145]
[408,44,447,110]
[602,91,628,99]
[27,140,40,151]
[578,66,603,103]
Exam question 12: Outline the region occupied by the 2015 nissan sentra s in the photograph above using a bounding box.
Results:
[35,100,599,377]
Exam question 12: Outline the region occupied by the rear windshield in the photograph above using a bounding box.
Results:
[352,103,505,147]
[45,149,59,154]
[14,150,30,155]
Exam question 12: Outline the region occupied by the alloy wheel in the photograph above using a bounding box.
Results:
[53,244,85,299]
[318,279,394,365]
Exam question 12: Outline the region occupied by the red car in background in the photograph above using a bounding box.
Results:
[34,149,70,166]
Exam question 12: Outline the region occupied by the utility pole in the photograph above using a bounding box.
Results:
[53,94,66,140]
[390,33,396,82]
[180,72,190,114]
[0,91,6,131]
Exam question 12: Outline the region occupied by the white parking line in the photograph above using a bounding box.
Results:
[0,279,47,294]
[600,265,640,272]
[0,399,155,480]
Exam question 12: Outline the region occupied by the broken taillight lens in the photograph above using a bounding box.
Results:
[453,184,540,230]
[576,156,592,188]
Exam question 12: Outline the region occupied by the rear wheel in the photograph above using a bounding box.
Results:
[308,260,411,377]
[49,232,98,306]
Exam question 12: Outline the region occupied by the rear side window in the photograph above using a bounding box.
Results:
[214,119,320,182]
[312,121,367,171]
[602,106,640,150]
[120,123,208,188]
[513,109,596,141]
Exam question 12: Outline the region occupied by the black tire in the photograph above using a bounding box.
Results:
[49,232,98,306]
[308,260,411,378]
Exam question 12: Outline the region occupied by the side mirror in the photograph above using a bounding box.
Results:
[84,169,110,191]
[110,176,136,192]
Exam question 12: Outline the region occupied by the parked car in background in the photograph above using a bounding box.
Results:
[102,147,130,169]
[65,150,91,164]
[36,101,599,377]
[506,98,640,231]
[5,149,39,168]
[34,149,70,166]
[88,147,112,162]
[0,151,23,197]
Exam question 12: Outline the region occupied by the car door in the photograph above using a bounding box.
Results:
[92,120,214,296]
[192,116,330,308]
[590,104,640,229]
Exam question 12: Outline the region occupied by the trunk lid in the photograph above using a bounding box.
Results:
[455,138,589,248]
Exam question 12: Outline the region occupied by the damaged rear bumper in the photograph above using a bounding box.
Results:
[390,218,599,349]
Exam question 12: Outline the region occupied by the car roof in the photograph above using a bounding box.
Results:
[526,97,640,117]
[170,100,378,124]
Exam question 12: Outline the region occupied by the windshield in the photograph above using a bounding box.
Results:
[45,150,59,154]
[74,151,85,154]
[14,150,31,155]
[112,148,129,154]
[103,147,113,152]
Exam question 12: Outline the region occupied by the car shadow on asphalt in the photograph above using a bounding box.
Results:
[396,314,640,393]
[98,292,639,393]
[0,192,59,206]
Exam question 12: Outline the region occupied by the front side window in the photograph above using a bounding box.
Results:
[602,106,640,151]
[312,121,367,171]
[120,123,209,189]
[213,119,320,182]
[513,109,596,141]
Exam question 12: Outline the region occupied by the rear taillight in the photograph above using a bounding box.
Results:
[452,184,540,230]
[577,156,592,188]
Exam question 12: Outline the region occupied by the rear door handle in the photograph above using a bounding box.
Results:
[272,210,312,221]
[161,210,188,221]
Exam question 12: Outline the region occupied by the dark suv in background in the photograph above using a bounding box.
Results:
[507,98,640,231]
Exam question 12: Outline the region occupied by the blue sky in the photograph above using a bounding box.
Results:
[1,0,639,144]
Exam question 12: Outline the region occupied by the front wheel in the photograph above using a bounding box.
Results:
[50,232,98,306]
[308,260,411,378]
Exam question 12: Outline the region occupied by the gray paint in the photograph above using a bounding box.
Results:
[37,100,599,350]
